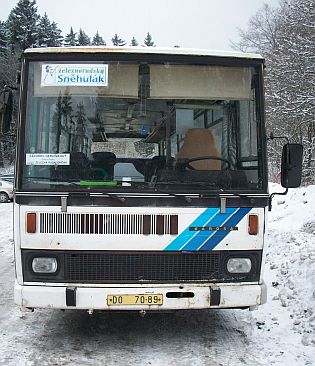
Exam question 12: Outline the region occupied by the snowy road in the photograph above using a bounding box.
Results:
[0,186,314,366]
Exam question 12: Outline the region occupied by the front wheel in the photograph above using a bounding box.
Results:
[0,192,9,203]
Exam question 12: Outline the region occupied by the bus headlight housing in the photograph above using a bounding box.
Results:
[227,258,252,274]
[32,257,58,273]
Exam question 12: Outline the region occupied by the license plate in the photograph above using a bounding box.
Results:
[107,294,163,306]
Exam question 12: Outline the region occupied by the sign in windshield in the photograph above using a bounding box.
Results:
[41,64,108,87]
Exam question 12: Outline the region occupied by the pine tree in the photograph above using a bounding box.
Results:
[73,103,86,152]
[64,27,77,47]
[0,21,8,55]
[111,33,126,46]
[92,31,106,46]
[130,37,139,46]
[143,32,155,47]
[0,22,8,91]
[7,0,39,51]
[77,28,90,46]
[53,94,63,153]
[37,13,51,47]
[49,22,63,47]
[61,92,73,150]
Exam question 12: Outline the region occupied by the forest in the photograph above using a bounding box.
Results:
[0,0,314,183]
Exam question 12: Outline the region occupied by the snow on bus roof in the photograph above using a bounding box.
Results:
[24,46,263,61]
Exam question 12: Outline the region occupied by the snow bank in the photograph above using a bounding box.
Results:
[245,184,315,365]
[0,166,15,176]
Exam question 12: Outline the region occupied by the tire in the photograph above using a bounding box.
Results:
[0,192,9,203]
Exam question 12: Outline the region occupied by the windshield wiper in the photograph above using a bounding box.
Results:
[22,176,80,187]
[155,181,255,204]
[219,192,255,204]
[155,181,216,188]
[104,192,126,203]
[158,191,192,203]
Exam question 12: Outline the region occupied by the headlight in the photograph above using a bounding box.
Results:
[32,257,58,273]
[227,258,252,274]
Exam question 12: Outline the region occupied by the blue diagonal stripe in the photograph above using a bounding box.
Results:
[198,208,251,251]
[181,207,237,251]
[164,207,219,251]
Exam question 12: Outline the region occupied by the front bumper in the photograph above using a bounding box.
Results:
[15,281,267,310]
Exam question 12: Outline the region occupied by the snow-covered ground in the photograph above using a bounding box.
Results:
[0,184,314,366]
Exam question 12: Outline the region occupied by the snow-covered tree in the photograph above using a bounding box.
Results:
[92,31,106,46]
[37,13,63,47]
[0,19,19,107]
[7,0,39,50]
[48,22,63,47]
[231,4,280,54]
[64,27,77,47]
[111,33,126,46]
[233,0,315,183]
[130,37,139,46]
[77,28,90,46]
[37,13,51,47]
[143,32,155,47]
[53,94,63,153]
[0,21,8,56]
[73,103,87,152]
[61,92,73,151]
[266,0,315,182]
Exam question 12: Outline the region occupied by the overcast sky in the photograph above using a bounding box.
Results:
[1,0,280,50]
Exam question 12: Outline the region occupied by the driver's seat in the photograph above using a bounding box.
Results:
[176,128,221,170]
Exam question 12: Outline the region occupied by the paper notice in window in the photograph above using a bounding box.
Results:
[26,153,70,166]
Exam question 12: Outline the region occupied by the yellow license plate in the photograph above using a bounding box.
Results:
[107,294,163,306]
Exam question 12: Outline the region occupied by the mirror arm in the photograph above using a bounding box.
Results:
[268,188,288,211]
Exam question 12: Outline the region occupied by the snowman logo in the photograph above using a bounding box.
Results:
[43,65,56,84]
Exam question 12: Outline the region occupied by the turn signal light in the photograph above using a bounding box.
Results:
[248,214,258,235]
[26,213,37,233]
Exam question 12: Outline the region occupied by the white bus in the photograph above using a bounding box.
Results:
[3,47,302,312]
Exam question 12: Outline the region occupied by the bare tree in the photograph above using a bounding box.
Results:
[232,0,315,183]
[231,4,281,53]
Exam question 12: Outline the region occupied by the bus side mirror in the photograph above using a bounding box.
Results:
[281,143,303,188]
[0,89,13,135]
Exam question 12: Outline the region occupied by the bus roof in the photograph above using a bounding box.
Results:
[24,46,263,61]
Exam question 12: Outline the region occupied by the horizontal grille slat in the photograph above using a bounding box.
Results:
[39,213,178,235]
[64,252,220,282]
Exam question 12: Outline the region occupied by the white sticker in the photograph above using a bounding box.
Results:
[26,153,70,166]
[41,64,108,87]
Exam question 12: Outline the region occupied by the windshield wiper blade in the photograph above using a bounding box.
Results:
[155,183,255,203]
[221,192,254,203]
[104,192,126,203]
[159,191,192,203]
[22,176,80,187]
[199,191,255,204]
[155,181,216,188]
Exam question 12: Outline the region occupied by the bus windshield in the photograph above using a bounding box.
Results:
[21,61,262,192]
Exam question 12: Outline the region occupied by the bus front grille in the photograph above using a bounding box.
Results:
[64,252,221,282]
[39,213,178,235]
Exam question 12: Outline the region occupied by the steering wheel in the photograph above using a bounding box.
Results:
[178,156,231,170]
